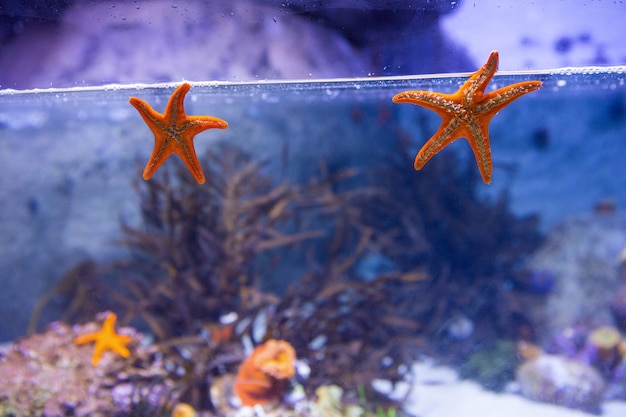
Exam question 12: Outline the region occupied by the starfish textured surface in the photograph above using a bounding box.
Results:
[74,312,131,365]
[392,50,542,184]
[129,82,228,184]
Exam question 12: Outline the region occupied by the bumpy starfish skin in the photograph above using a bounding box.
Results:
[393,50,542,184]
[129,83,228,184]
[74,313,131,365]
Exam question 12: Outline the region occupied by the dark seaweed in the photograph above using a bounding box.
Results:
[32,137,544,411]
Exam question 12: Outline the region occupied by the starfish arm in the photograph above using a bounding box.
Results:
[129,97,168,137]
[74,333,98,344]
[462,50,499,99]
[414,117,463,170]
[477,81,543,117]
[182,116,229,136]
[166,83,192,126]
[91,334,131,365]
[102,314,118,332]
[142,143,176,181]
[110,339,131,358]
[465,117,494,184]
[175,137,206,184]
[91,343,107,365]
[392,91,460,119]
[175,118,228,184]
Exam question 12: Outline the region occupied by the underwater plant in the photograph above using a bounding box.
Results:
[357,131,543,345]
[36,144,326,340]
[34,133,544,413]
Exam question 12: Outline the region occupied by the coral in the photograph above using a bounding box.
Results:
[585,325,625,378]
[459,340,519,392]
[588,326,622,353]
[516,353,605,413]
[0,320,176,417]
[526,213,626,344]
[233,339,296,406]
[172,403,197,417]
[314,385,344,416]
[611,282,626,332]
[251,339,296,380]
[311,384,363,417]
[517,340,543,361]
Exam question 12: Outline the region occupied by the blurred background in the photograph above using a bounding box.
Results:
[1,0,625,89]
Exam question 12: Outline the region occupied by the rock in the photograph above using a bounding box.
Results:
[516,354,605,413]
[0,319,174,417]
[0,0,368,89]
[277,0,474,75]
[405,359,626,417]
[0,0,474,89]
[525,213,626,343]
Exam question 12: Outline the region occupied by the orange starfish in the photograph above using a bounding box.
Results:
[74,313,131,365]
[129,82,228,184]
[392,50,542,184]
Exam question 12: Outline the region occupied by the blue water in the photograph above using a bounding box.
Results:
[0,66,625,415]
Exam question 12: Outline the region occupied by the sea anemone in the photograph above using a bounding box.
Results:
[233,339,296,406]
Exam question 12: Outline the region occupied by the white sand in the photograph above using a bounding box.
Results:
[403,361,626,417]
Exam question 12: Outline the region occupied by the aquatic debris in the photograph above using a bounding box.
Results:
[392,50,542,184]
[74,311,131,365]
[234,339,296,406]
[516,352,605,412]
[129,82,228,184]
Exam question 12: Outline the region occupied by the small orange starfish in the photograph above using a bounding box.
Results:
[74,313,131,365]
[129,82,228,184]
[392,50,542,184]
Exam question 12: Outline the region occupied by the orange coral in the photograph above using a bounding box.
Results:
[172,403,196,417]
[233,339,296,406]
